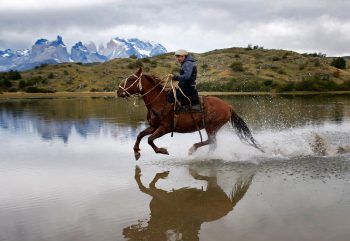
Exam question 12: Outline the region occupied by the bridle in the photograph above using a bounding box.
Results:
[118,72,170,106]
[118,73,144,97]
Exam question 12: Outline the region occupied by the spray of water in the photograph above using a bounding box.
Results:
[120,121,350,163]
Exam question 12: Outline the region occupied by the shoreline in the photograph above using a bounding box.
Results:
[1,91,350,99]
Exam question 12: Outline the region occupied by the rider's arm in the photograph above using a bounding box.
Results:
[173,61,193,83]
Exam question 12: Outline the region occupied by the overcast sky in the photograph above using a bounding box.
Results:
[0,0,349,56]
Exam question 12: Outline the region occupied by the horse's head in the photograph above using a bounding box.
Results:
[117,68,143,98]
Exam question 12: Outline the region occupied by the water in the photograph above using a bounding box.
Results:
[1,95,350,241]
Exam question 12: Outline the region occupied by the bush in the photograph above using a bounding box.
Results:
[142,58,151,63]
[150,60,158,68]
[197,78,276,92]
[6,70,21,80]
[18,80,26,89]
[48,73,54,79]
[201,64,208,70]
[277,69,286,75]
[26,76,44,86]
[90,88,101,92]
[314,59,321,67]
[8,87,18,92]
[333,70,340,78]
[135,59,143,68]
[230,61,244,72]
[1,79,12,88]
[25,86,55,93]
[331,57,346,69]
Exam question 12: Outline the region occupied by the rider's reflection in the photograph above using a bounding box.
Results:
[123,166,254,241]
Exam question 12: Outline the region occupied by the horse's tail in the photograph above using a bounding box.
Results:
[230,108,264,153]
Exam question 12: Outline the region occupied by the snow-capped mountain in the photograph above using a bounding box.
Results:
[99,37,167,59]
[71,42,107,63]
[31,35,70,63]
[0,36,167,71]
[0,49,30,72]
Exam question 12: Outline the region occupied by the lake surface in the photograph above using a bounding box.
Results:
[1,95,350,241]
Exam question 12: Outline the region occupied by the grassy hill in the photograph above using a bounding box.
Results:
[1,47,350,93]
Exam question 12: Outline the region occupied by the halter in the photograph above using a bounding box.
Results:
[118,72,171,106]
[118,73,144,97]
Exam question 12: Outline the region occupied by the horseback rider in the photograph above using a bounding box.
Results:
[167,49,200,107]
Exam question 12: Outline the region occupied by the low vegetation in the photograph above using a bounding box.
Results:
[1,47,350,93]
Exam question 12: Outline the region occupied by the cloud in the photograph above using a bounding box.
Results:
[0,0,349,56]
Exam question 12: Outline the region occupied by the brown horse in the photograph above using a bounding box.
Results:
[117,68,262,160]
[123,166,254,241]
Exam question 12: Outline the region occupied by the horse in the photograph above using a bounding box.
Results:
[123,166,254,241]
[117,68,262,160]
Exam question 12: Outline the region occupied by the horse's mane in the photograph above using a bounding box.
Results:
[143,73,170,90]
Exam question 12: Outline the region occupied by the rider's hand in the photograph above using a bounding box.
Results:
[168,74,174,79]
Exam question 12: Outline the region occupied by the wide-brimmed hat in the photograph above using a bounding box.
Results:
[174,49,188,56]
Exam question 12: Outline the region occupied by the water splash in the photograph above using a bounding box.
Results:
[128,121,350,163]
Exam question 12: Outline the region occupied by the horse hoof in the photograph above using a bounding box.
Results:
[158,148,169,155]
[134,151,141,160]
[135,165,141,177]
[188,146,196,155]
[156,171,169,179]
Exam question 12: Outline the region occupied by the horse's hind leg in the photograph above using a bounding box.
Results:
[188,132,217,155]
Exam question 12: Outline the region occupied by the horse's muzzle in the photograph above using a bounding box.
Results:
[116,88,127,98]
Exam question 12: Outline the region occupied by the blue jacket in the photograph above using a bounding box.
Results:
[173,55,197,88]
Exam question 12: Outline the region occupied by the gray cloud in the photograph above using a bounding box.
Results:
[0,0,349,56]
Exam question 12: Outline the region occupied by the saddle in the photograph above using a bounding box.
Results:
[171,96,205,141]
[174,96,203,114]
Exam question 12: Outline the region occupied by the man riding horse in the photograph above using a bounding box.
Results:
[167,49,200,108]
[116,50,263,160]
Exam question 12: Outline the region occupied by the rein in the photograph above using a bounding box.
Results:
[118,73,170,107]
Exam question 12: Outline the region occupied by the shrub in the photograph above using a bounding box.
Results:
[201,64,208,70]
[314,59,321,67]
[130,54,137,59]
[150,60,158,68]
[277,69,286,75]
[246,44,253,50]
[333,70,340,78]
[331,57,346,69]
[135,59,143,68]
[282,53,289,59]
[142,58,151,63]
[8,87,18,92]
[26,76,45,86]
[6,70,21,80]
[48,73,54,79]
[18,80,26,89]
[25,86,55,93]
[272,56,281,61]
[230,61,244,72]
[1,79,12,88]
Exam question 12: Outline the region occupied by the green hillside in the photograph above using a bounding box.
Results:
[1,47,350,93]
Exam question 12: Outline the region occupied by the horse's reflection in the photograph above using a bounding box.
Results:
[123,166,254,241]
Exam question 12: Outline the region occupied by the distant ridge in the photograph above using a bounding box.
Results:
[0,36,167,71]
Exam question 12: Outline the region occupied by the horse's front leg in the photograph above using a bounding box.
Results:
[148,126,170,155]
[134,126,155,160]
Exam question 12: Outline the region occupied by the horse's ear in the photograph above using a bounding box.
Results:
[136,67,143,75]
